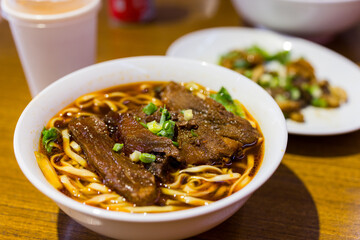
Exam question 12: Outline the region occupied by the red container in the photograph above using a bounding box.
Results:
[109,0,155,23]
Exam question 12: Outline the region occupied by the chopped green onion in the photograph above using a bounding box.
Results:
[284,76,294,89]
[144,105,175,139]
[183,109,193,121]
[159,106,170,125]
[139,153,156,163]
[308,85,322,98]
[157,129,166,137]
[147,120,162,133]
[259,73,272,87]
[172,141,179,147]
[140,122,148,128]
[278,77,287,88]
[113,143,124,152]
[311,98,328,108]
[269,76,280,88]
[135,116,148,128]
[191,129,198,137]
[290,88,301,100]
[130,150,141,162]
[42,127,58,153]
[143,102,157,115]
[157,120,175,139]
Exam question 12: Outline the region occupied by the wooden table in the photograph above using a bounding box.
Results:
[1,1,360,239]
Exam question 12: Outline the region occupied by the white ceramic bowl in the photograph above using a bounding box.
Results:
[231,0,360,39]
[13,56,287,240]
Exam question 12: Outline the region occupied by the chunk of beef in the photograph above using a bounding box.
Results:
[111,112,180,181]
[147,156,182,183]
[160,82,212,113]
[68,115,158,206]
[177,121,241,165]
[160,82,260,146]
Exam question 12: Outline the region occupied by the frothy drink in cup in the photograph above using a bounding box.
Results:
[1,0,101,97]
[7,0,90,14]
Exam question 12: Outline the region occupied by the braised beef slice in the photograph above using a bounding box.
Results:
[177,122,241,165]
[160,82,260,146]
[68,115,158,206]
[147,156,182,183]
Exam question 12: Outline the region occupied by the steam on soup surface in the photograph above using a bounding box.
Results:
[35,81,264,213]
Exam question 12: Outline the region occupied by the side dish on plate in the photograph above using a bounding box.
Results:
[35,81,264,213]
[219,46,347,122]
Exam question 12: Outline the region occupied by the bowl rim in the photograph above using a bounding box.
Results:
[13,56,288,223]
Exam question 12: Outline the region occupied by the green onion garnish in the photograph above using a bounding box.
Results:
[140,122,148,128]
[143,105,176,139]
[290,88,301,100]
[311,98,328,108]
[159,106,170,125]
[113,143,124,152]
[183,109,193,120]
[308,85,322,98]
[147,120,162,133]
[42,127,58,153]
[139,153,156,163]
[135,116,148,128]
[172,141,179,147]
[157,120,175,139]
[191,129,198,137]
[143,102,157,115]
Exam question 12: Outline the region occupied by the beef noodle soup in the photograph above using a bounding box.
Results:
[35,81,264,213]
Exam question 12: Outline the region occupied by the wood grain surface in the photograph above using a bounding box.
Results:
[1,1,360,239]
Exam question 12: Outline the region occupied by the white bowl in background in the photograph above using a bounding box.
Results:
[231,0,360,40]
[13,56,287,240]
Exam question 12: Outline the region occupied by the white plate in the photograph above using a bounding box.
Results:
[166,27,360,136]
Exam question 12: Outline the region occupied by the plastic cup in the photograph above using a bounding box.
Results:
[1,0,101,97]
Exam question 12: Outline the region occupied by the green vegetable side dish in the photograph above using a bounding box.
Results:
[219,45,347,122]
